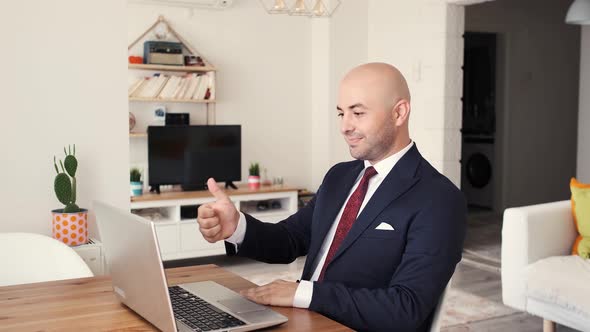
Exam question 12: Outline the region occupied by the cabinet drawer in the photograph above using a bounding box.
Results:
[155,224,178,255]
[180,222,224,253]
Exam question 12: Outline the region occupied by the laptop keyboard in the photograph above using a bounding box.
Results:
[168,286,247,332]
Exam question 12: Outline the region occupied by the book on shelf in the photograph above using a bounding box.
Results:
[129,71,215,100]
[175,74,191,99]
[171,76,186,99]
[183,74,201,99]
[207,71,215,100]
[158,75,179,99]
[128,77,144,96]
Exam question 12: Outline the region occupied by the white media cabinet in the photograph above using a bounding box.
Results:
[130,185,299,261]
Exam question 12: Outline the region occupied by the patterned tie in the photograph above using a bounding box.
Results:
[318,166,378,281]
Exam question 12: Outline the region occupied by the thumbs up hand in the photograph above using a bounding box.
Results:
[197,178,240,243]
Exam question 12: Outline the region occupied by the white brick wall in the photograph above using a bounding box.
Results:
[367,0,464,187]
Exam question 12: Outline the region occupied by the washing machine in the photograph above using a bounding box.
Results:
[461,137,494,209]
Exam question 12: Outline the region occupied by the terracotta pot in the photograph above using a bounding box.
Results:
[248,175,261,190]
[51,209,88,246]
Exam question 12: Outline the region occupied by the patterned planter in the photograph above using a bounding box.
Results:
[248,175,261,190]
[51,209,88,246]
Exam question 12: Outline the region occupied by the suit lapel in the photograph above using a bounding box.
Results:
[302,161,364,279]
[328,145,422,266]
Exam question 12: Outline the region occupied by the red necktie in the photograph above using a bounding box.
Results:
[318,166,378,281]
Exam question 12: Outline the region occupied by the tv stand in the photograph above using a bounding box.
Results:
[130,185,299,261]
[149,185,161,194]
[225,181,238,190]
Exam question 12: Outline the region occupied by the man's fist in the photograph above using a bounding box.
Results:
[197,178,239,243]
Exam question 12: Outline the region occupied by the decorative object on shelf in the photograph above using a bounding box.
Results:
[130,168,143,197]
[154,22,169,39]
[256,201,269,211]
[165,112,190,125]
[262,167,272,186]
[129,112,136,132]
[259,0,341,17]
[273,176,284,186]
[128,55,143,64]
[248,162,261,190]
[153,105,167,125]
[144,41,184,66]
[184,55,205,67]
[51,144,88,246]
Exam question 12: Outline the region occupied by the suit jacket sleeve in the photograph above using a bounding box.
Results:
[308,188,467,332]
[224,190,316,264]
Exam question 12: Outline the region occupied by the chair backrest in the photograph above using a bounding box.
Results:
[429,278,452,332]
[0,232,93,287]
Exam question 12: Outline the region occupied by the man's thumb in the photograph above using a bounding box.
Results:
[207,178,229,201]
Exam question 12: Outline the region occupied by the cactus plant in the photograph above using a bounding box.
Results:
[249,162,260,176]
[53,144,80,213]
[130,168,142,182]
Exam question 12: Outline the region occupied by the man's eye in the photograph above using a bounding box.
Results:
[337,113,344,117]
[354,112,363,116]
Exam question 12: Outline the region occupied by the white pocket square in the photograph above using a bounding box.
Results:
[375,222,394,231]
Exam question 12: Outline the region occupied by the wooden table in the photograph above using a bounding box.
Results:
[0,265,349,332]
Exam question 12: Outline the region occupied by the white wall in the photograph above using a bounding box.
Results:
[466,0,580,208]
[578,26,590,183]
[127,2,312,190]
[0,1,129,236]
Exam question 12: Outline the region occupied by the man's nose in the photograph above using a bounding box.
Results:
[340,113,354,134]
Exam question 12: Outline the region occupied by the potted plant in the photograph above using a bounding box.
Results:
[248,162,261,190]
[51,144,88,246]
[130,168,143,196]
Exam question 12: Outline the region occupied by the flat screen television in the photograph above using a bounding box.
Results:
[148,125,241,192]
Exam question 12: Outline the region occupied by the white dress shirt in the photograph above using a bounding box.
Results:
[226,141,415,308]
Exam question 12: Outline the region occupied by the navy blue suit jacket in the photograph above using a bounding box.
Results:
[226,145,467,331]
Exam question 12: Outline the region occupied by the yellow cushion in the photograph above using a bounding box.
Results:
[571,178,590,258]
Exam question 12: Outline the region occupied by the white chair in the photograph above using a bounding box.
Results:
[429,279,452,332]
[502,201,590,332]
[0,232,93,287]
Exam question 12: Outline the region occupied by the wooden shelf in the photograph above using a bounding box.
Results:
[131,184,301,203]
[129,97,215,103]
[128,63,216,72]
[129,132,147,138]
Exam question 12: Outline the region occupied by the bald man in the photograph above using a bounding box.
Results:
[198,63,466,331]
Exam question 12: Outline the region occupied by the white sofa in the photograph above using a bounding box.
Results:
[502,200,590,332]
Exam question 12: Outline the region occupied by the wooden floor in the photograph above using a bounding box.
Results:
[165,213,581,332]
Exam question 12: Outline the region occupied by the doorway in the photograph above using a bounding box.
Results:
[461,32,497,211]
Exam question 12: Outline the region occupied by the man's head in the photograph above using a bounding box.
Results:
[337,62,411,164]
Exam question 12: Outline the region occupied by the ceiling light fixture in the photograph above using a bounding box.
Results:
[259,0,341,18]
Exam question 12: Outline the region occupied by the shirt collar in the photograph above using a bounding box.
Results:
[363,140,414,177]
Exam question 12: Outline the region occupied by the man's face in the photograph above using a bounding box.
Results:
[337,81,397,164]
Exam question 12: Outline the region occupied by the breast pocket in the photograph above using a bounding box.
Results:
[360,228,401,239]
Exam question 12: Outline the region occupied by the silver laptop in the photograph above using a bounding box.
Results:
[94,201,288,332]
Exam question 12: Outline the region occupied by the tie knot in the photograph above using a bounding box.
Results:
[362,166,377,180]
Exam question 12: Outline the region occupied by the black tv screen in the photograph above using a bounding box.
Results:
[148,125,241,190]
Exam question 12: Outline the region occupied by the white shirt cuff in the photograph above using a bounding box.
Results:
[224,212,247,249]
[292,280,313,309]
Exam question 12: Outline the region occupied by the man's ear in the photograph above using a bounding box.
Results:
[393,99,411,126]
